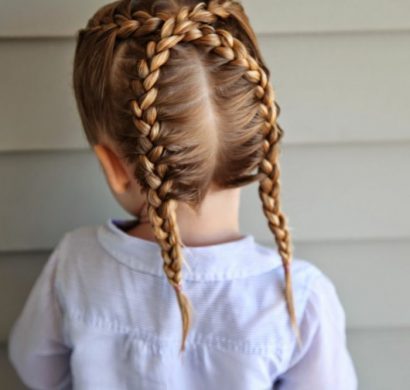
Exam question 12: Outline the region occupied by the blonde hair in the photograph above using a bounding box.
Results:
[73,0,301,353]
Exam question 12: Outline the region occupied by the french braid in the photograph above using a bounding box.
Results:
[76,0,301,353]
[257,90,302,349]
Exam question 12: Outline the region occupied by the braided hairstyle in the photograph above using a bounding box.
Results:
[73,0,302,353]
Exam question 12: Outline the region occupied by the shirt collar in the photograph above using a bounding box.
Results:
[97,218,282,281]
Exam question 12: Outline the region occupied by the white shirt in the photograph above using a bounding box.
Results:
[9,218,358,389]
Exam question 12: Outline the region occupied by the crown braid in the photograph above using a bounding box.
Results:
[77,0,301,353]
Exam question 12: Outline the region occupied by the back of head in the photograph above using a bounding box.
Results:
[73,0,300,353]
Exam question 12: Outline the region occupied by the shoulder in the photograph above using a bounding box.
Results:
[45,222,107,284]
[278,255,338,326]
[300,261,347,333]
[50,222,108,269]
[282,254,345,326]
[278,253,345,329]
[57,223,101,253]
[256,248,348,361]
[243,242,340,328]
[276,255,348,361]
[254,242,346,334]
[274,260,352,382]
[253,241,328,297]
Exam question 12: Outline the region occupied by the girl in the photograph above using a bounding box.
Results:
[8,0,358,388]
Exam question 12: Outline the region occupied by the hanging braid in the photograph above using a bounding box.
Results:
[73,0,301,354]
[257,86,302,349]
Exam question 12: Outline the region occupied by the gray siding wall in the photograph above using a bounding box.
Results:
[1,1,409,388]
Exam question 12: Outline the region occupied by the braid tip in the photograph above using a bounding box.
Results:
[284,265,303,352]
[173,282,192,355]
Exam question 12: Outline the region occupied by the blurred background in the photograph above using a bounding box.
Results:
[0,0,409,388]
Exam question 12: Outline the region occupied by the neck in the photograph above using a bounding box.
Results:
[128,187,242,246]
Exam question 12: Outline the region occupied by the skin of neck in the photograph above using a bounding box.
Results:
[93,136,243,247]
[133,186,242,247]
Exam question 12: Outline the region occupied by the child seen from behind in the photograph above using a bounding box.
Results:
[9,0,358,388]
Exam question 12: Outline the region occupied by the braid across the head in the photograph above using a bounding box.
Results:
[73,0,301,354]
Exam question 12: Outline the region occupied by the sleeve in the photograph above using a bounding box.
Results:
[8,239,72,389]
[274,271,358,390]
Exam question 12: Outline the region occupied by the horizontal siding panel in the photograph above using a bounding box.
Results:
[2,328,410,389]
[0,39,87,151]
[1,0,410,37]
[1,32,410,151]
[245,0,410,34]
[261,32,410,145]
[1,240,409,343]
[0,0,105,38]
[347,327,410,390]
[242,142,410,243]
[0,151,128,252]
[0,143,408,250]
[288,239,410,329]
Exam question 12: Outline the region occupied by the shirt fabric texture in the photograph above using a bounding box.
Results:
[8,218,358,389]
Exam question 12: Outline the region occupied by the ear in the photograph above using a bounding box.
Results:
[93,144,130,194]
